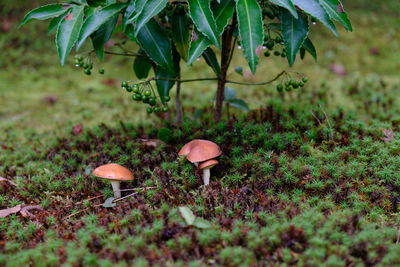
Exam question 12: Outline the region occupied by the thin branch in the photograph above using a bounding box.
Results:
[146,71,286,86]
[104,50,141,57]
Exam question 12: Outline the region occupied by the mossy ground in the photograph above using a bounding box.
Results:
[2,1,400,266]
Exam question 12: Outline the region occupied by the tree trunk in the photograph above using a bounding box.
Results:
[214,16,237,123]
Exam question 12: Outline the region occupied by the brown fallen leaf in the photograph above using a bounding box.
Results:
[0,205,21,218]
[0,177,16,186]
[380,128,394,143]
[20,205,44,219]
[329,63,346,76]
[137,138,163,148]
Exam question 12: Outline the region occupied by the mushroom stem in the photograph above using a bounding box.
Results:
[194,162,199,167]
[202,169,210,185]
[110,181,121,199]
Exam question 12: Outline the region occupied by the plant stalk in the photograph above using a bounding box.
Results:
[176,74,182,124]
[214,15,237,123]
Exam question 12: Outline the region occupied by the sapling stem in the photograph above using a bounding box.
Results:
[202,169,210,185]
[110,181,121,199]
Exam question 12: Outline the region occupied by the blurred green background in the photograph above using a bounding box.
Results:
[1,0,400,139]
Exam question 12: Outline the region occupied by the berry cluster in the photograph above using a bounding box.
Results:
[74,55,104,75]
[263,35,286,58]
[276,77,308,93]
[121,81,169,114]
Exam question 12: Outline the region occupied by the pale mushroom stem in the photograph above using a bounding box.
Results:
[194,162,199,167]
[110,181,121,199]
[202,169,210,186]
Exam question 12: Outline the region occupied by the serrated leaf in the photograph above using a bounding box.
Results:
[48,8,70,35]
[76,3,125,50]
[102,197,116,208]
[280,9,309,66]
[270,0,298,18]
[178,206,195,225]
[203,47,220,75]
[133,48,152,79]
[123,0,136,30]
[302,37,317,60]
[134,0,168,36]
[235,0,264,74]
[124,23,137,43]
[92,14,118,61]
[300,47,306,59]
[172,14,190,62]
[156,66,176,105]
[136,19,175,75]
[291,0,337,36]
[20,4,68,27]
[224,87,236,101]
[56,5,85,66]
[212,0,235,34]
[187,0,220,48]
[187,0,233,66]
[193,217,211,229]
[187,30,212,66]
[229,98,250,111]
[318,0,352,31]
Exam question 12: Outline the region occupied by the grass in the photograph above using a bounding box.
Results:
[2,0,400,266]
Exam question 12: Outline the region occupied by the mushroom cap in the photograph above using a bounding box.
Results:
[199,159,218,170]
[92,164,134,181]
[186,141,222,163]
[178,140,198,156]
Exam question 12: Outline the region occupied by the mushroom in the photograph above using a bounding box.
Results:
[199,159,218,185]
[178,139,221,167]
[178,139,222,185]
[92,163,134,199]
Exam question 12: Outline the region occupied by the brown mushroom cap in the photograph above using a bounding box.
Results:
[199,159,218,170]
[187,142,221,163]
[178,140,198,156]
[92,164,134,181]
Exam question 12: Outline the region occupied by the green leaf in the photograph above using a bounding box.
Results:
[235,0,264,74]
[123,0,136,30]
[48,8,70,35]
[134,0,168,36]
[56,5,85,66]
[212,0,235,34]
[92,14,118,61]
[302,37,317,60]
[269,0,298,18]
[186,0,234,66]
[136,19,175,75]
[318,0,352,31]
[193,217,211,229]
[187,0,220,48]
[187,30,212,66]
[291,0,338,36]
[229,98,250,111]
[155,67,176,105]
[20,4,68,28]
[203,47,220,75]
[124,24,137,43]
[76,3,125,50]
[171,14,190,62]
[178,206,196,225]
[133,49,152,79]
[224,87,237,101]
[280,9,309,66]
[102,197,116,208]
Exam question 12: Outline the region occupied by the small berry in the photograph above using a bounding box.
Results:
[274,51,280,56]
[144,90,151,97]
[299,81,305,87]
[146,107,153,114]
[131,84,138,93]
[153,107,160,113]
[302,77,309,83]
[149,97,156,106]
[126,86,132,92]
[264,51,270,57]
[83,63,89,69]
[266,41,274,50]
[164,95,171,102]
[142,95,149,104]
[292,82,299,89]
[84,69,91,75]
[276,84,283,92]
[135,94,142,101]
[162,106,168,113]
[121,81,128,88]
[99,69,105,74]
[285,86,291,92]
[285,81,291,87]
